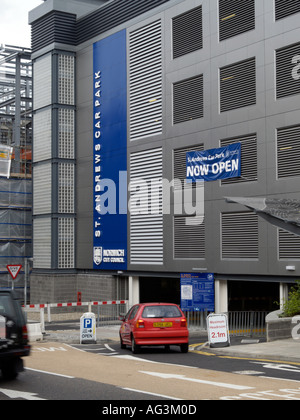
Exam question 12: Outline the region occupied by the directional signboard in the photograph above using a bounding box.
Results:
[7,265,22,280]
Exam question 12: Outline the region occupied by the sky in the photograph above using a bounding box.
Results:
[0,0,44,48]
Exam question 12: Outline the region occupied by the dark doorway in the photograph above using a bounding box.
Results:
[139,277,180,305]
[228,281,279,312]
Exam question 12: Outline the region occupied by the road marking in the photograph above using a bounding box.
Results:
[122,387,183,400]
[26,367,75,379]
[233,370,265,376]
[0,388,46,401]
[104,344,116,352]
[140,371,254,390]
[252,362,300,373]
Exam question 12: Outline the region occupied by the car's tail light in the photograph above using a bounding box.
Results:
[136,319,145,328]
[181,318,187,327]
[22,325,28,341]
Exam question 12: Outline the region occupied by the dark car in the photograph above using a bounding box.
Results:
[119,302,189,353]
[0,290,30,380]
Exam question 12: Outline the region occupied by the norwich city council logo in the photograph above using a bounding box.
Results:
[93,247,102,265]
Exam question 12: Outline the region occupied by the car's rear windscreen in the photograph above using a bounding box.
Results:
[142,305,182,318]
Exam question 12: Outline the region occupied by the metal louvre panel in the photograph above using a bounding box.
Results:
[174,216,205,259]
[279,229,300,260]
[33,164,52,215]
[130,148,163,265]
[221,134,257,184]
[219,0,255,42]
[276,43,300,99]
[77,0,170,45]
[31,11,76,53]
[33,218,51,269]
[129,20,162,140]
[33,55,52,111]
[33,109,52,162]
[221,212,259,259]
[172,6,203,59]
[173,75,203,124]
[220,58,256,112]
[277,125,300,179]
[275,0,300,20]
[173,144,204,190]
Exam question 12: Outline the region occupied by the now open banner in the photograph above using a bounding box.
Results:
[186,143,241,183]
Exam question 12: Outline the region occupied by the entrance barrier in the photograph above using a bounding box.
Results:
[24,300,129,329]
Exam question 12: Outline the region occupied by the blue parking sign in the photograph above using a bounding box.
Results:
[83,318,92,329]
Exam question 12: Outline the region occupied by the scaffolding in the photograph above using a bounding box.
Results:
[0,45,32,300]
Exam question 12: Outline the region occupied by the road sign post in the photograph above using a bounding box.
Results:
[7,265,22,290]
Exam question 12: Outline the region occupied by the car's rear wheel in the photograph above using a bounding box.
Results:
[131,336,140,354]
[1,358,20,380]
[120,334,126,349]
[180,343,189,353]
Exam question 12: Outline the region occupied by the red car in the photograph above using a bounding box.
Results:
[119,302,189,353]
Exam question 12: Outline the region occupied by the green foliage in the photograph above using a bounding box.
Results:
[281,280,300,317]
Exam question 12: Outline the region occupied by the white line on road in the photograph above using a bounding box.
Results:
[25,367,75,379]
[140,371,254,390]
[122,387,183,400]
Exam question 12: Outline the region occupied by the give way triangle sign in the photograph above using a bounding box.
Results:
[7,265,22,280]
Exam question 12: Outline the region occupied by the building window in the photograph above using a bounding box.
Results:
[277,125,300,179]
[275,0,300,20]
[129,20,162,140]
[58,217,75,269]
[58,108,75,159]
[220,58,256,112]
[174,215,205,259]
[219,0,255,41]
[276,43,300,99]
[279,229,300,260]
[58,163,75,214]
[58,54,75,105]
[172,6,202,59]
[221,212,259,259]
[173,75,203,124]
[220,134,257,184]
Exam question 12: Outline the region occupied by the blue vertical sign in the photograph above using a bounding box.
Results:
[180,273,215,312]
[93,30,127,270]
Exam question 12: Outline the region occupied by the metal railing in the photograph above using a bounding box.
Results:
[184,310,267,337]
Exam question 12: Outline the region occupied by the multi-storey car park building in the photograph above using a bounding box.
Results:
[28,0,300,313]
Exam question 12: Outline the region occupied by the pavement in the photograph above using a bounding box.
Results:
[39,325,300,364]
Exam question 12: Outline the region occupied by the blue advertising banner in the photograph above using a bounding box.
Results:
[93,30,127,270]
[180,273,215,312]
[186,143,241,183]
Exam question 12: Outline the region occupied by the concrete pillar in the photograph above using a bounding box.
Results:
[215,279,228,313]
[279,283,289,310]
[129,276,139,308]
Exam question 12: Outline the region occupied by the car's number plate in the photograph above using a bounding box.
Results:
[153,322,173,328]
